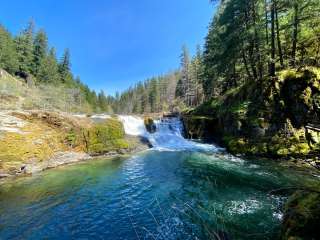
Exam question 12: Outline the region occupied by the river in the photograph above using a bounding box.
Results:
[0,116,318,239]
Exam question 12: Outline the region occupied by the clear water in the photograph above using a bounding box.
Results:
[0,117,318,240]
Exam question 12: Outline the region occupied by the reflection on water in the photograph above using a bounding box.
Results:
[0,150,318,240]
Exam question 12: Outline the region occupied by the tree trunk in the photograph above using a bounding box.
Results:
[291,1,299,67]
[265,0,269,45]
[243,3,258,80]
[275,0,284,68]
[270,0,276,77]
[252,0,263,80]
[242,49,253,81]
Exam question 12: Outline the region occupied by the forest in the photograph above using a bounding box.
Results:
[0,1,320,239]
[115,0,320,114]
[0,21,113,113]
[1,0,320,114]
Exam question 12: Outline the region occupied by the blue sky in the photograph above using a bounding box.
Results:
[1,0,215,95]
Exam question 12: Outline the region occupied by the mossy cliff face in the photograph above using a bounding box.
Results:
[181,115,223,142]
[82,118,129,155]
[281,190,320,240]
[0,111,134,177]
[183,67,320,160]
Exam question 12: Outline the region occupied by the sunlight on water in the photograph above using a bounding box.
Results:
[119,115,222,152]
[0,118,318,240]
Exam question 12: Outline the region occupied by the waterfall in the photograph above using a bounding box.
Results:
[118,115,148,136]
[118,115,221,152]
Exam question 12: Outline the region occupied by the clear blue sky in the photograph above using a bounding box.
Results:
[1,0,216,95]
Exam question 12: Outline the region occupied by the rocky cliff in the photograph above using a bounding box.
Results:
[183,67,320,167]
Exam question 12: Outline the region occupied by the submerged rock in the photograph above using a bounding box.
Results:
[282,190,320,240]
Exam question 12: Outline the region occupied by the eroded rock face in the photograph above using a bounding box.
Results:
[183,68,320,158]
[0,111,27,134]
[144,117,156,133]
[182,115,222,142]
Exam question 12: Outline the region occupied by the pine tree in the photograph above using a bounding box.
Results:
[176,45,190,104]
[59,48,73,84]
[0,25,18,74]
[15,20,35,76]
[190,45,204,105]
[37,48,60,83]
[98,90,109,112]
[33,29,48,78]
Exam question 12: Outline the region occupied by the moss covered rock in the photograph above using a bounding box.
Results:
[184,67,320,159]
[144,117,156,133]
[282,190,320,240]
[82,118,129,155]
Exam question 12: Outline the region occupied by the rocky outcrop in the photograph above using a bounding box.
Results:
[181,115,222,142]
[182,68,320,164]
[0,111,150,180]
[144,117,156,133]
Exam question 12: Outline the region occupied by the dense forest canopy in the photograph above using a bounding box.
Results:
[114,0,320,113]
[1,0,320,114]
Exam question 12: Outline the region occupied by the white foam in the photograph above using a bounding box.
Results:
[228,199,262,215]
[119,116,220,152]
[118,115,148,136]
[91,114,111,119]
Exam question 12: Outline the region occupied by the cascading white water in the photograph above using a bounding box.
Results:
[118,115,148,136]
[118,115,221,152]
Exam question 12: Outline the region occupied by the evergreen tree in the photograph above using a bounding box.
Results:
[98,90,109,112]
[190,45,204,105]
[33,29,48,78]
[59,48,73,84]
[37,48,60,83]
[15,20,35,76]
[0,25,18,74]
[176,45,190,104]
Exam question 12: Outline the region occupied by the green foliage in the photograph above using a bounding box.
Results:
[203,0,320,98]
[15,20,35,75]
[82,118,129,154]
[33,29,48,77]
[0,20,113,113]
[37,48,60,84]
[0,25,18,74]
[114,71,181,114]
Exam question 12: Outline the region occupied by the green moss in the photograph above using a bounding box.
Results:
[0,120,66,173]
[282,191,320,240]
[65,129,77,147]
[289,143,310,155]
[186,67,320,158]
[82,118,129,155]
[300,87,312,106]
[279,69,299,82]
[223,136,248,154]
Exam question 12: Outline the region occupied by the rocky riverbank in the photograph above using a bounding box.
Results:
[0,111,150,180]
[182,67,320,168]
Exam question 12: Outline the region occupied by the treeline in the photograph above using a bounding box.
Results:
[114,45,205,114]
[113,71,180,114]
[203,0,320,98]
[0,20,112,112]
[114,0,320,114]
